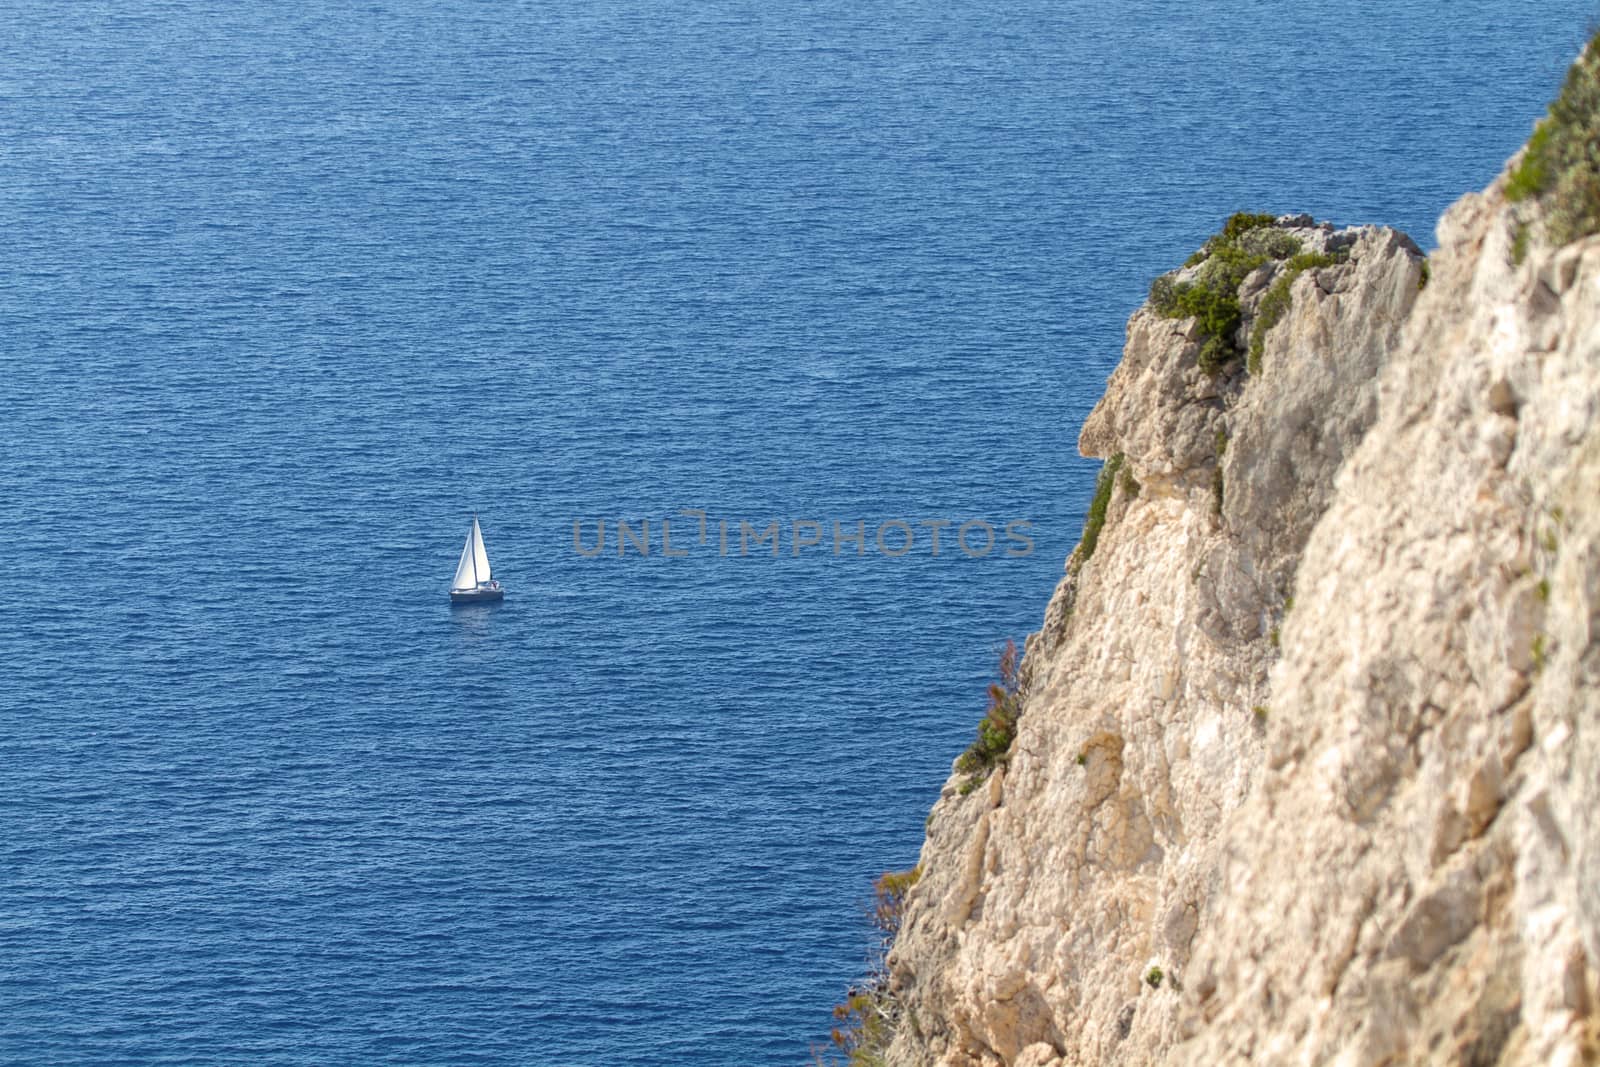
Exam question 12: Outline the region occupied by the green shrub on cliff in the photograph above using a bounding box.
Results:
[1506,31,1600,248]
[1221,212,1278,240]
[1078,452,1125,564]
[1506,122,1553,203]
[1149,212,1304,375]
[954,639,1027,790]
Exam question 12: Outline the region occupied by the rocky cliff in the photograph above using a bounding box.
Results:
[878,72,1600,1067]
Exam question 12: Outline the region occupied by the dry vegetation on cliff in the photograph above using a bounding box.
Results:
[822,867,922,1067]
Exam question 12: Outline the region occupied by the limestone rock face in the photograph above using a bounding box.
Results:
[1174,175,1600,1067]
[883,168,1600,1065]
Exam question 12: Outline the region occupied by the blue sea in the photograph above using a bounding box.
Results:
[2,3,1592,1063]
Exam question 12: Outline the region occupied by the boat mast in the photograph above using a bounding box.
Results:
[472,515,480,585]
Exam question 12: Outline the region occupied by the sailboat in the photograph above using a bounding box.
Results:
[449,516,504,604]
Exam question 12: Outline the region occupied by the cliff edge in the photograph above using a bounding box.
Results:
[877,49,1600,1067]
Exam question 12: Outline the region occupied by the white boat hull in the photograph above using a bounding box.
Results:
[450,581,504,604]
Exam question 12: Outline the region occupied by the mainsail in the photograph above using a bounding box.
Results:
[471,517,491,581]
[451,518,491,590]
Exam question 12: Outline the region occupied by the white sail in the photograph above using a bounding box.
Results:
[451,532,478,591]
[449,516,502,601]
[471,517,492,581]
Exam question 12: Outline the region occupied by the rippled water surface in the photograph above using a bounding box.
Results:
[2,3,1593,1063]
